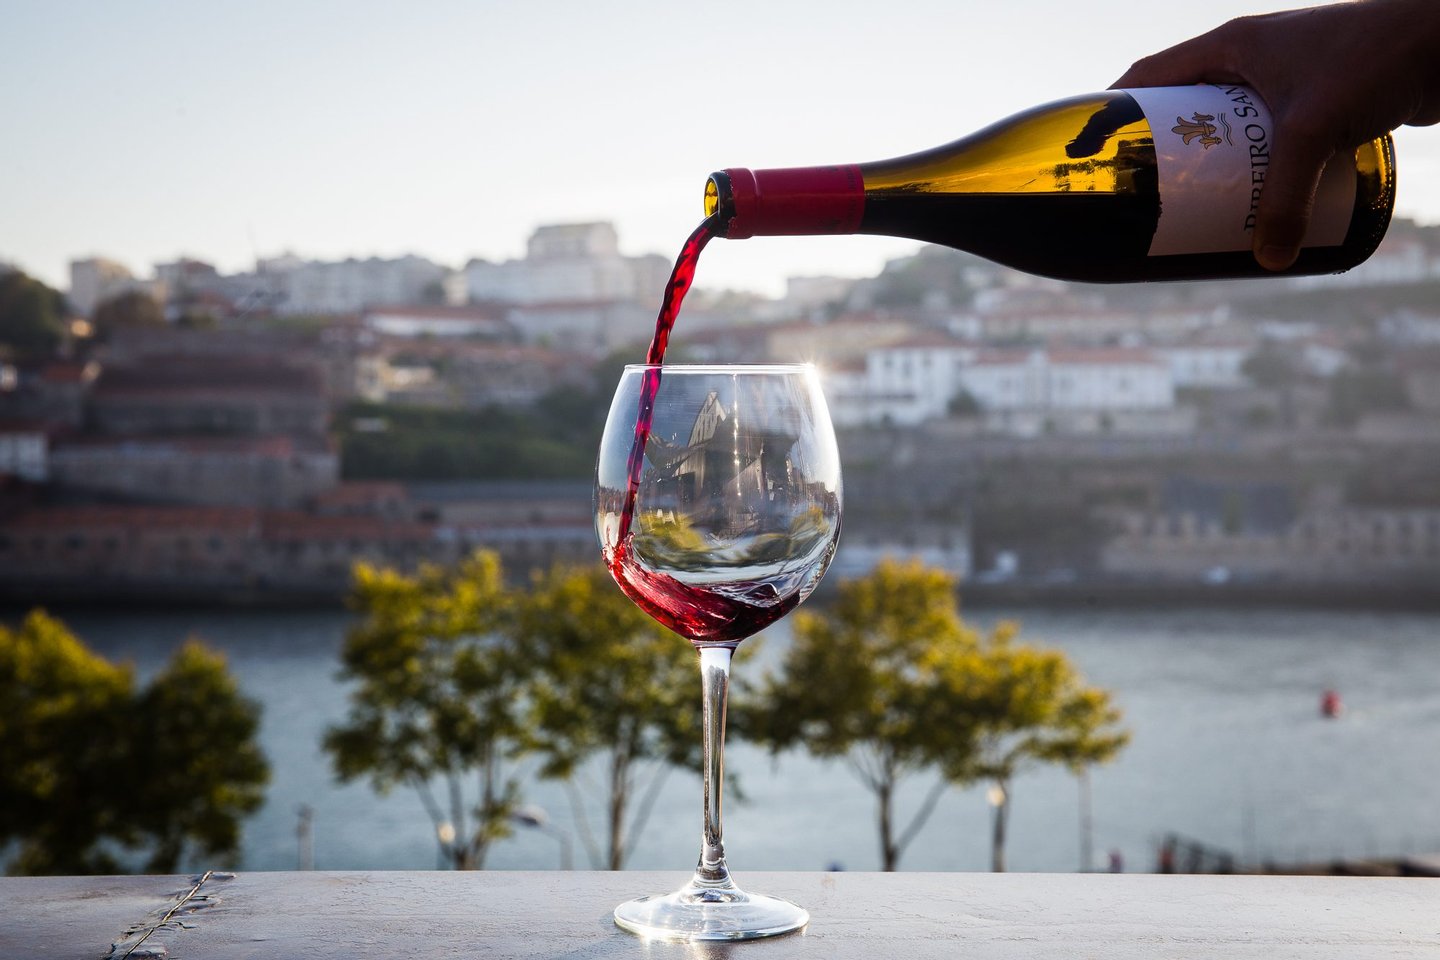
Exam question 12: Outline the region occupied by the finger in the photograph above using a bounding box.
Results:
[1110,34,1243,89]
[1251,132,1332,271]
[1111,53,1203,90]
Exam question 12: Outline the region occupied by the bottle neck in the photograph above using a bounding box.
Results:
[709,165,865,239]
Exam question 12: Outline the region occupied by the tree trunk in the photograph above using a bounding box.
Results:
[609,750,628,871]
[878,781,898,872]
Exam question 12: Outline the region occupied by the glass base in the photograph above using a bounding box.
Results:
[613,878,809,942]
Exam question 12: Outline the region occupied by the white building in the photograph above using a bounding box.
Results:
[784,275,859,312]
[819,361,879,429]
[465,223,670,306]
[504,300,654,352]
[857,334,980,426]
[1159,343,1253,389]
[833,342,1180,431]
[268,255,452,315]
[68,257,163,316]
[962,348,1173,411]
[363,305,510,339]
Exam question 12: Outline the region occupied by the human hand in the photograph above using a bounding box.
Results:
[1113,0,1440,270]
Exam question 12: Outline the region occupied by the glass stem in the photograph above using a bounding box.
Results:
[693,645,734,888]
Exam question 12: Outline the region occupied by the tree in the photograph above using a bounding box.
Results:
[1241,346,1300,388]
[0,270,67,361]
[739,558,980,871]
[0,610,269,875]
[516,563,700,870]
[927,625,1130,872]
[127,641,269,872]
[324,551,525,870]
[1325,367,1411,426]
[92,289,164,340]
[948,388,982,418]
[0,610,132,873]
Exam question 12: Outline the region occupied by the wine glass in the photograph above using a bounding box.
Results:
[595,363,843,941]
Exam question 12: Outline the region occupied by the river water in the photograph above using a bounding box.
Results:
[62,604,1440,875]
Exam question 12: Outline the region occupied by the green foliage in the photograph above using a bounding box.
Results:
[0,270,67,361]
[741,557,1129,872]
[0,610,132,874]
[339,402,594,480]
[927,624,1129,871]
[324,551,525,869]
[1241,347,1300,388]
[174,308,219,330]
[739,558,978,870]
[948,388,982,418]
[516,563,700,869]
[871,247,976,310]
[325,552,720,872]
[928,627,1129,783]
[92,289,165,339]
[0,610,268,875]
[531,348,628,432]
[338,350,633,482]
[1325,367,1411,426]
[128,642,269,873]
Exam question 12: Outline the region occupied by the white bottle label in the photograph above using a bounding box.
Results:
[1124,84,1356,257]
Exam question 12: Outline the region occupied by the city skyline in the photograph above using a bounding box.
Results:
[6,0,1440,300]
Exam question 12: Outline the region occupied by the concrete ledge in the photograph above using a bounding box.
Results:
[2,870,1434,958]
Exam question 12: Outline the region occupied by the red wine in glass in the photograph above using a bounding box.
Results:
[610,217,809,646]
[594,222,842,940]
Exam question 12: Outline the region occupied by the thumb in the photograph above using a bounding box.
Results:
[1251,131,1331,271]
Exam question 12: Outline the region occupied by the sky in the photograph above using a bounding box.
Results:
[4,0,1439,299]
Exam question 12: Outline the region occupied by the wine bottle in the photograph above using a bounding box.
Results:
[704,84,1395,283]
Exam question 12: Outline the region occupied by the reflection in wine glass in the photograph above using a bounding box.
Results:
[595,364,842,940]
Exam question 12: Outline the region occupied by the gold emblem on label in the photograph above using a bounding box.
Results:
[1172,112,1226,149]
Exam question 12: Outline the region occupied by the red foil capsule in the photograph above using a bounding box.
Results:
[714,165,865,238]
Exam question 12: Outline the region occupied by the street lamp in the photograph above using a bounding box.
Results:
[435,820,456,870]
[511,804,573,870]
[987,783,1008,873]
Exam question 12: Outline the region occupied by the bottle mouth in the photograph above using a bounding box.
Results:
[704,174,722,218]
[704,171,738,233]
